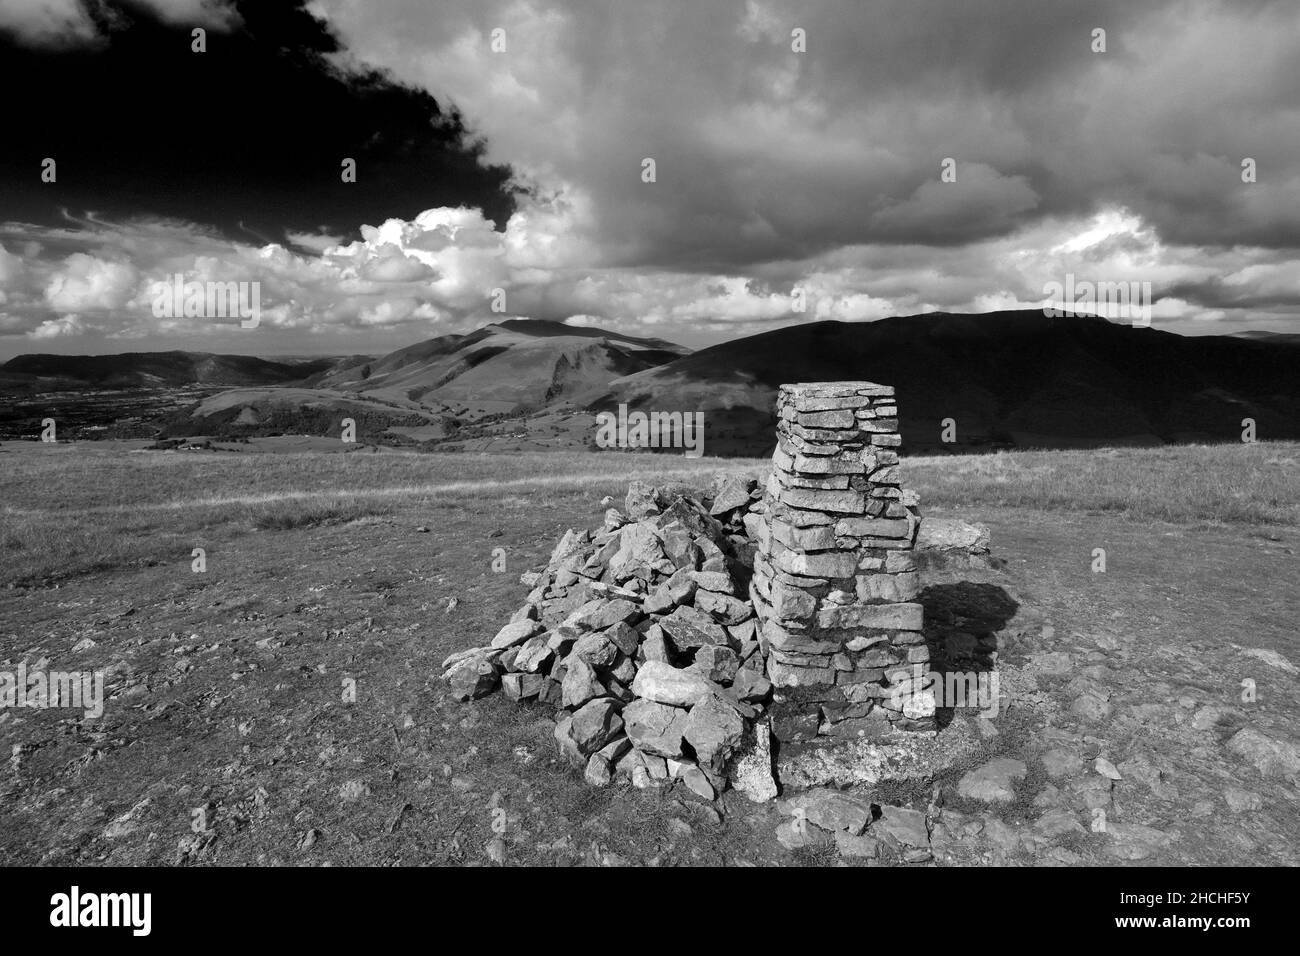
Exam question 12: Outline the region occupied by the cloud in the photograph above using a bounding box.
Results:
[0,243,25,285]
[43,253,138,313]
[872,164,1040,243]
[0,196,1295,354]
[3,0,1298,352]
[133,0,243,30]
[315,0,1300,268]
[285,231,346,254]
[30,313,87,338]
[0,0,100,48]
[0,0,518,240]
[0,0,242,47]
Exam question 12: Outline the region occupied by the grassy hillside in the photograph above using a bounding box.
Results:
[158,387,439,443]
[311,319,688,410]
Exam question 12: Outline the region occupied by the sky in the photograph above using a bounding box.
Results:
[1,0,1298,359]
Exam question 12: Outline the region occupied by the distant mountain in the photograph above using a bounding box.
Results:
[162,320,688,445]
[13,314,1297,455]
[1231,330,1300,347]
[0,350,334,391]
[592,311,1300,455]
[309,319,688,412]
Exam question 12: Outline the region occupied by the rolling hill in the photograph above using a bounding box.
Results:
[306,319,686,412]
[591,311,1300,455]
[9,313,1297,455]
[170,319,689,444]
[1232,330,1300,347]
[0,350,336,392]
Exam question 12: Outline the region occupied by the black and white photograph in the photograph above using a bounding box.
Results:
[0,0,1293,927]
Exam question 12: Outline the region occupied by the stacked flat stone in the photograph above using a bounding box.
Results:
[749,382,935,732]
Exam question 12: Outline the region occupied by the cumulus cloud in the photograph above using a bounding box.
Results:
[0,243,25,285]
[0,199,586,347]
[30,314,87,338]
[1,195,1295,355]
[43,253,138,313]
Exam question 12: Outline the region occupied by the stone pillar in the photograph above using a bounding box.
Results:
[750,382,934,732]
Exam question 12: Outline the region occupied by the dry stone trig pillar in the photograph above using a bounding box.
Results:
[749,382,934,734]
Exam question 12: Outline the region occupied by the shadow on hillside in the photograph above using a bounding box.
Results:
[920,582,1019,729]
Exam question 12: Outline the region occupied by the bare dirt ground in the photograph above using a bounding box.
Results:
[0,442,1297,865]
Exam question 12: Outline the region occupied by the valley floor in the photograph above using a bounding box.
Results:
[0,442,1297,865]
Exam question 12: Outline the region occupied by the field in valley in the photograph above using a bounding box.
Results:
[0,440,1297,865]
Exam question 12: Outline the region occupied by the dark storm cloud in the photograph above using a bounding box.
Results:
[1164,274,1300,313]
[0,0,518,243]
[331,0,1300,269]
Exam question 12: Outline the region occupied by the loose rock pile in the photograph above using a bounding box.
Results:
[750,382,936,736]
[441,475,777,800]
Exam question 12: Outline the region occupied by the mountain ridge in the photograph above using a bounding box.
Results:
[590,310,1300,454]
[0,350,337,391]
[5,314,1297,455]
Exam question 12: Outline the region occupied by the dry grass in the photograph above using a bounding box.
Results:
[1,440,1295,586]
[250,499,393,531]
[907,442,1300,526]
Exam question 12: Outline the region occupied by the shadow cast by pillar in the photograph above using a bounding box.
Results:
[920,582,1019,728]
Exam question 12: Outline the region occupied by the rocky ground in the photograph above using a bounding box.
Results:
[1,450,1297,866]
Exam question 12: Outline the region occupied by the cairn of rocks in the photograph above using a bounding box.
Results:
[442,381,956,801]
[749,382,936,739]
[441,476,778,801]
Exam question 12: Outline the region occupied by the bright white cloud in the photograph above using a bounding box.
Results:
[3,196,1293,355]
[30,313,86,338]
[43,254,138,314]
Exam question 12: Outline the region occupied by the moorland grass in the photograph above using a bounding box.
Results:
[1,440,1295,586]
